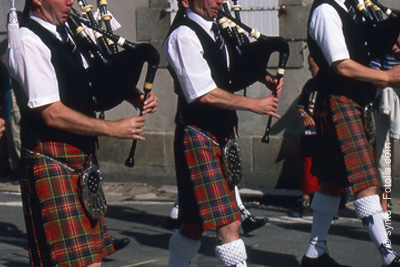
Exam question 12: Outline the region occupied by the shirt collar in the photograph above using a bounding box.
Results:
[187,8,215,38]
[336,0,350,11]
[29,11,63,41]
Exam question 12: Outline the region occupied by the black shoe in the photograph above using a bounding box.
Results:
[301,253,347,267]
[288,199,312,218]
[165,216,182,230]
[332,213,340,221]
[288,208,302,218]
[112,237,130,252]
[386,255,400,266]
[241,215,268,235]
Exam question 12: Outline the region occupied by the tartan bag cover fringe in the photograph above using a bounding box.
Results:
[183,126,240,230]
[20,142,114,266]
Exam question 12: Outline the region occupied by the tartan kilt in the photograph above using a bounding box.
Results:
[312,94,379,193]
[20,142,114,267]
[174,125,240,231]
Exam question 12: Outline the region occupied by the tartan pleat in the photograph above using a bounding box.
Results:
[183,126,240,230]
[313,95,378,193]
[20,142,114,267]
[330,96,378,192]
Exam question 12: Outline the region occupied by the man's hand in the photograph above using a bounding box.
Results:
[386,65,400,84]
[297,108,315,127]
[108,117,146,140]
[251,96,281,119]
[303,113,316,127]
[141,92,158,115]
[0,118,5,140]
[392,33,400,61]
[264,74,284,97]
[127,88,158,114]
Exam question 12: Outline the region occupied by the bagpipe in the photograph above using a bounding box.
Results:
[67,11,160,113]
[66,2,160,167]
[217,1,290,143]
[346,0,400,59]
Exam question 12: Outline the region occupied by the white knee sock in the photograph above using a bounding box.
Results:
[235,186,251,220]
[305,192,340,258]
[215,239,247,266]
[169,197,179,219]
[168,231,201,267]
[354,195,397,266]
[235,186,245,210]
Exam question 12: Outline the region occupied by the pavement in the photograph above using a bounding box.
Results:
[3,180,399,214]
[1,180,400,267]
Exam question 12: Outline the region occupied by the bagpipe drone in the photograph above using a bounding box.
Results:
[346,0,400,59]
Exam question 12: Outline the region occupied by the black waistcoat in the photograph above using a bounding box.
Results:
[168,18,238,139]
[16,19,96,153]
[307,0,376,106]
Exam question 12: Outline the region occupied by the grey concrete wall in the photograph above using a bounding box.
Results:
[0,0,24,41]
[1,0,399,191]
[78,0,313,190]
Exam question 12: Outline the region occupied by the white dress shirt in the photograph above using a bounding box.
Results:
[6,13,87,109]
[308,0,350,66]
[163,9,228,103]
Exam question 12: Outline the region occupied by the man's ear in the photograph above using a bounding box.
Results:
[181,0,189,9]
[31,0,42,7]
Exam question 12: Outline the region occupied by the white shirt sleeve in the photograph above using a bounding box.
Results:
[163,25,217,103]
[308,3,350,65]
[6,27,60,109]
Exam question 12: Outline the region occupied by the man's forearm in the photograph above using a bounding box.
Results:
[198,87,254,111]
[38,101,115,137]
[198,87,279,117]
[332,59,389,83]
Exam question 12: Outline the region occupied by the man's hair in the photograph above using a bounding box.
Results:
[23,0,32,18]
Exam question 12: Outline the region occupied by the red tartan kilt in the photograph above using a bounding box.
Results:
[20,142,114,267]
[312,95,378,193]
[176,125,240,230]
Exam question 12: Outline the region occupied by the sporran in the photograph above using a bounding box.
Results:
[22,148,108,220]
[79,162,108,221]
[222,139,242,187]
[362,102,376,143]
